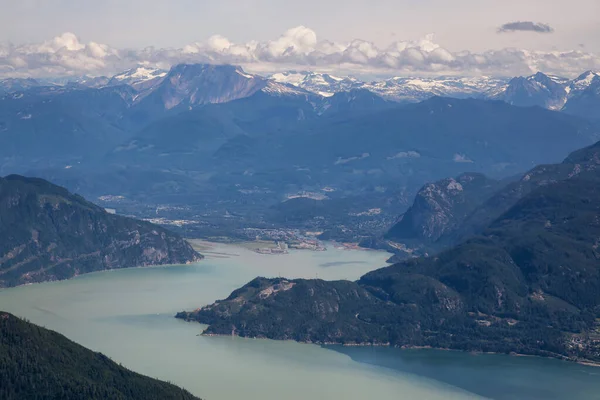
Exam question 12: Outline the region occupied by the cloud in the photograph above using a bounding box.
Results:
[1,26,598,79]
[497,21,555,34]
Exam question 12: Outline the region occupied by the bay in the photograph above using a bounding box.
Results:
[0,242,598,400]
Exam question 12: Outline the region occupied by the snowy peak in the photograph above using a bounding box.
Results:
[366,76,506,102]
[111,66,167,83]
[562,71,600,120]
[569,71,600,94]
[491,72,569,110]
[108,66,167,90]
[261,81,312,97]
[269,71,311,86]
[269,71,361,97]
[270,71,506,101]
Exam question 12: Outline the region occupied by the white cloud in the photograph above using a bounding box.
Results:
[1,27,600,79]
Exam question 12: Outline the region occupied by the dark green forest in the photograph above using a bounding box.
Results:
[0,312,201,400]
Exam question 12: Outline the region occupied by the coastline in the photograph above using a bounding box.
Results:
[195,329,600,368]
[1,238,387,290]
[0,256,204,291]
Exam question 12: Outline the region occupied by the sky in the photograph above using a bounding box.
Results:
[1,0,599,78]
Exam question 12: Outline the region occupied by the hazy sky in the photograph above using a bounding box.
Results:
[3,0,599,51]
[1,0,599,77]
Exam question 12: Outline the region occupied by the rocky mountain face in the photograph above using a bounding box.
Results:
[0,175,201,288]
[563,72,600,120]
[383,140,600,261]
[133,64,267,111]
[440,139,600,245]
[178,140,600,364]
[489,72,569,110]
[488,71,600,120]
[386,173,504,245]
[0,312,201,400]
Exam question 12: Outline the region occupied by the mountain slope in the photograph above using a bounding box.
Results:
[0,85,136,173]
[563,72,600,121]
[384,140,600,260]
[442,139,600,245]
[0,78,42,94]
[213,97,598,185]
[490,72,569,110]
[110,89,320,170]
[99,96,597,232]
[131,64,267,112]
[386,173,504,245]
[178,141,600,363]
[0,312,201,400]
[318,89,394,115]
[0,175,201,288]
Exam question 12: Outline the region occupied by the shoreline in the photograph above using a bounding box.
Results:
[0,257,205,291]
[0,238,390,290]
[196,329,600,368]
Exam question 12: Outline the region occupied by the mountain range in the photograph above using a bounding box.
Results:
[0,63,598,243]
[2,66,599,117]
[177,140,600,364]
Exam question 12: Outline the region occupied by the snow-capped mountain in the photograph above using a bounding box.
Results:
[270,71,507,102]
[563,71,600,120]
[489,72,569,110]
[270,71,362,97]
[3,64,598,121]
[363,76,507,102]
[261,80,313,97]
[128,64,265,111]
[107,66,167,91]
[128,63,318,114]
[488,70,600,119]
[567,70,600,96]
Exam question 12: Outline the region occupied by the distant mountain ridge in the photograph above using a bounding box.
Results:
[3,66,598,120]
[269,72,508,102]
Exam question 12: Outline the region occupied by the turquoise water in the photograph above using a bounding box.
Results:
[1,243,598,399]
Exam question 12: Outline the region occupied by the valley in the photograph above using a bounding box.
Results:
[4,64,598,248]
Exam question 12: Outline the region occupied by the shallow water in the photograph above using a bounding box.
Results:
[1,243,598,400]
